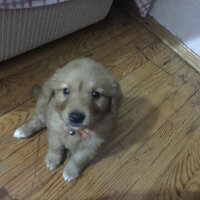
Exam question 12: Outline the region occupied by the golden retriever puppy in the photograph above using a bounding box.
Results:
[14,58,122,182]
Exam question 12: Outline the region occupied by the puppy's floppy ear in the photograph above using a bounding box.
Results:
[42,74,58,103]
[110,81,123,115]
[41,68,67,103]
[42,77,54,103]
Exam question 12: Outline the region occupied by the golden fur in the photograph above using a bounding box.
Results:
[14,58,123,181]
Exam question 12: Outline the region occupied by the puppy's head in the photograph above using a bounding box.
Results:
[43,58,123,130]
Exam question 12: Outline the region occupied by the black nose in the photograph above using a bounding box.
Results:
[69,112,86,124]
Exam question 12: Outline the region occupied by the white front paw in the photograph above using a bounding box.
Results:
[13,128,27,138]
[46,159,58,171]
[45,153,62,171]
[63,170,78,182]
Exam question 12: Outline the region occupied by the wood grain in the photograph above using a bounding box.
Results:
[0,3,200,200]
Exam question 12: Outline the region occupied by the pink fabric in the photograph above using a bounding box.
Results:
[134,0,153,17]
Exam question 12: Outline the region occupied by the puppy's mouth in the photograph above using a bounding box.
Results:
[68,123,84,130]
[63,120,88,130]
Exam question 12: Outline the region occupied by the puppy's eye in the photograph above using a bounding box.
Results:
[92,91,100,99]
[63,88,70,95]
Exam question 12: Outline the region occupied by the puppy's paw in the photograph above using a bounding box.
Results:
[62,170,79,182]
[13,127,28,138]
[45,153,62,171]
[62,164,80,182]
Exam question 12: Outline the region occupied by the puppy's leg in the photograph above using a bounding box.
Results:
[46,132,65,170]
[13,94,47,138]
[63,148,97,182]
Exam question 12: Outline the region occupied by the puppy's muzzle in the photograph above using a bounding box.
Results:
[69,112,86,124]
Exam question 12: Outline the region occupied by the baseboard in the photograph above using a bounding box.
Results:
[123,0,200,73]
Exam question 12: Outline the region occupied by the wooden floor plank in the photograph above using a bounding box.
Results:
[147,136,200,200]
[4,134,49,200]
[123,91,200,200]
[0,131,46,186]
[0,100,35,138]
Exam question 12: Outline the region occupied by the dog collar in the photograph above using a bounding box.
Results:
[61,120,90,137]
[69,129,90,137]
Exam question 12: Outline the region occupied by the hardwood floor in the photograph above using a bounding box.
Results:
[1,4,200,200]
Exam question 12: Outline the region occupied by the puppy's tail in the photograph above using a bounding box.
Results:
[32,84,42,99]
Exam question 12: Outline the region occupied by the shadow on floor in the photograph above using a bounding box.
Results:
[91,96,159,165]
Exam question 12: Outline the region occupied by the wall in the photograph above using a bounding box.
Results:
[149,0,200,57]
